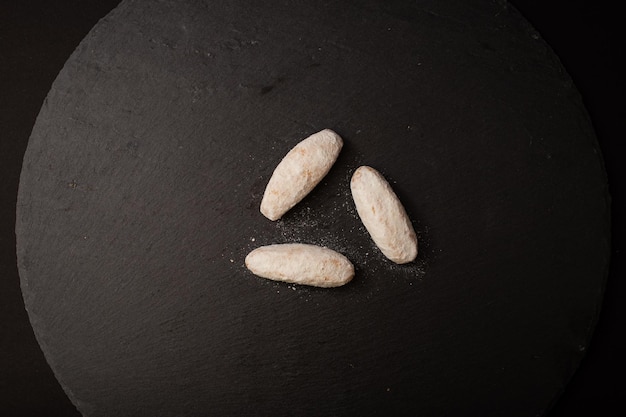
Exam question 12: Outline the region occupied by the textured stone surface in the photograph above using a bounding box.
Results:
[15,0,610,416]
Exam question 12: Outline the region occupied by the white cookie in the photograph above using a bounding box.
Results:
[245,243,354,288]
[350,166,417,264]
[260,129,343,221]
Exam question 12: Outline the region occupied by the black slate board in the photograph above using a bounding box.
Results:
[10,0,613,416]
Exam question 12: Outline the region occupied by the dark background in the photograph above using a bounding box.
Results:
[1,1,623,415]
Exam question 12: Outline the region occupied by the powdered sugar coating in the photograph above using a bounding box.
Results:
[260,129,343,221]
[350,166,418,264]
[245,243,354,288]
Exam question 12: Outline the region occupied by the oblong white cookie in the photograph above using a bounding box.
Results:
[245,243,354,288]
[260,129,343,221]
[350,166,418,264]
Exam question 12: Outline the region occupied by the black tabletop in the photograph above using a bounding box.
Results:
[1,1,623,416]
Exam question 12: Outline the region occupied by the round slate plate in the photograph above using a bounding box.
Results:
[15,0,610,416]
